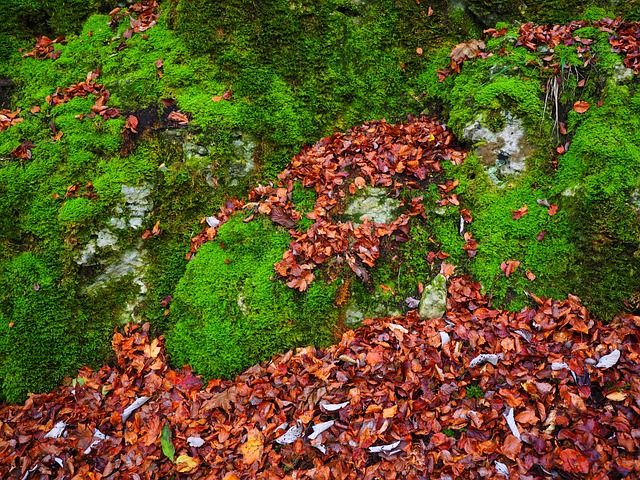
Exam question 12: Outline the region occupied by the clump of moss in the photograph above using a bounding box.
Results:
[166,213,339,379]
[0,254,109,403]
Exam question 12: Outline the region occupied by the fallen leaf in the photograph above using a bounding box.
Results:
[560,448,590,474]
[500,260,520,278]
[606,391,627,401]
[161,422,175,462]
[175,454,199,473]
[240,428,264,465]
[573,101,590,113]
[548,204,558,216]
[512,204,528,220]
[526,270,536,281]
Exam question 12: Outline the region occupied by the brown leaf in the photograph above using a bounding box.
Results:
[525,270,536,281]
[512,204,528,220]
[501,434,522,460]
[573,101,590,113]
[269,206,297,228]
[500,260,520,278]
[155,58,163,69]
[167,111,189,125]
[440,262,456,278]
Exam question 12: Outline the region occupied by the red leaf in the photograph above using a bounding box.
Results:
[155,58,163,69]
[536,230,547,242]
[500,260,520,277]
[560,449,590,474]
[548,204,558,216]
[511,204,528,220]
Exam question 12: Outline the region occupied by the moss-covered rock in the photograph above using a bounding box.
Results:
[0,254,107,403]
[166,214,339,379]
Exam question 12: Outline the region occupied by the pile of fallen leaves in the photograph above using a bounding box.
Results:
[189,116,467,290]
[108,1,159,33]
[21,35,66,61]
[440,19,640,80]
[0,276,638,479]
[46,71,120,120]
[0,109,23,132]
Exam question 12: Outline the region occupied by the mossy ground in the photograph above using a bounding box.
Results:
[0,1,639,401]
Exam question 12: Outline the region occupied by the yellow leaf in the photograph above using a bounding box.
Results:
[240,428,264,465]
[175,454,199,473]
[606,391,627,402]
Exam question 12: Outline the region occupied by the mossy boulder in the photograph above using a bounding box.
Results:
[166,214,339,379]
[0,254,109,403]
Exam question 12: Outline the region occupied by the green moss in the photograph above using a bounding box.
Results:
[166,213,339,379]
[0,254,109,403]
[465,384,484,399]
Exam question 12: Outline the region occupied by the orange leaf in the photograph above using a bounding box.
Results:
[573,101,590,113]
[416,47,423,55]
[383,405,397,418]
[240,428,264,465]
[511,204,528,220]
[548,204,558,216]
[560,449,590,474]
[440,262,456,278]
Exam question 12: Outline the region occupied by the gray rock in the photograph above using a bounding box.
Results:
[344,187,400,224]
[418,274,447,319]
[463,112,535,184]
[121,184,153,229]
[228,132,256,186]
[345,307,364,326]
[96,229,118,249]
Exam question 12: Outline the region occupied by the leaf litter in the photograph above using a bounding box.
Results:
[0,278,638,478]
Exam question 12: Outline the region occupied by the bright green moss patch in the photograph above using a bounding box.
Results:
[166,214,339,379]
[0,254,109,403]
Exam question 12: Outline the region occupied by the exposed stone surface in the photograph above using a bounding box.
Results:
[228,132,256,186]
[463,112,535,184]
[418,274,447,319]
[344,187,400,224]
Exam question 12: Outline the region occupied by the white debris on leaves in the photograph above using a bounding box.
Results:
[44,421,67,439]
[186,436,206,448]
[275,421,303,445]
[596,349,621,369]
[368,439,401,454]
[469,353,503,368]
[503,407,521,441]
[121,396,150,423]
[440,331,451,346]
[308,420,335,440]
[320,401,349,412]
[83,428,109,454]
[495,461,510,478]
